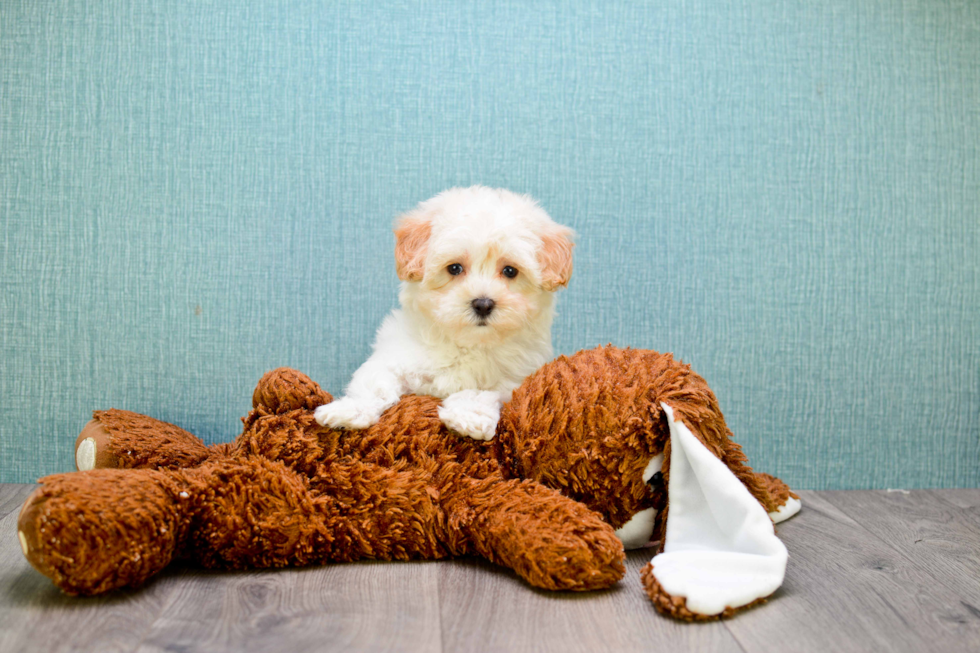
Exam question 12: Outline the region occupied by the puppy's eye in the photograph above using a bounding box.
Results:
[447,263,464,276]
[502,266,518,279]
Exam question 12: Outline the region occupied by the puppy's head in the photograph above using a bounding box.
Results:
[394,186,574,346]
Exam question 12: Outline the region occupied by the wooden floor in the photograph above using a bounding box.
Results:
[1,485,978,653]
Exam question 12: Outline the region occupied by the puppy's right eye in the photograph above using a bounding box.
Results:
[447,263,463,276]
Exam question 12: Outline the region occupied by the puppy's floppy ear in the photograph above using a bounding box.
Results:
[537,225,575,291]
[393,213,432,282]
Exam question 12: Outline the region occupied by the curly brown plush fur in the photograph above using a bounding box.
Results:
[18,346,796,620]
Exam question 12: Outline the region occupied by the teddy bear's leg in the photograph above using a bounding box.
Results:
[443,476,626,591]
[74,409,217,471]
[18,468,188,595]
[20,452,455,596]
[18,459,339,595]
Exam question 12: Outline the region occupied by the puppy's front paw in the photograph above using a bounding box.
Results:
[438,390,502,441]
[314,397,383,430]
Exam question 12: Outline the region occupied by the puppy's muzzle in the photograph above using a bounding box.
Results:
[471,297,495,321]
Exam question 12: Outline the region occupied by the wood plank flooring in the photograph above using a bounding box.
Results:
[1,486,978,653]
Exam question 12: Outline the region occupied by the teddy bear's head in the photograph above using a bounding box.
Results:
[496,345,800,619]
[495,347,682,546]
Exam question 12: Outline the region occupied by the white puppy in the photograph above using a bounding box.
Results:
[314,186,574,440]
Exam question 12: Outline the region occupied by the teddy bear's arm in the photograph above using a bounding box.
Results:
[20,458,346,595]
[18,455,457,596]
[441,476,625,591]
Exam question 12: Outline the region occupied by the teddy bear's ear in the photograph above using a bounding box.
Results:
[393,213,432,282]
[646,403,790,617]
[537,225,575,291]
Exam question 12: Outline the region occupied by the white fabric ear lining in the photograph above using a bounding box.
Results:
[650,403,788,616]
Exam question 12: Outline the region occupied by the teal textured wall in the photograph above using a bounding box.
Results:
[2,1,978,488]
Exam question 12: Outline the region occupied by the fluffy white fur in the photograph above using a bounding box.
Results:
[314,186,574,440]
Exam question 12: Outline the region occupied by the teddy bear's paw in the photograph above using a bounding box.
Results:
[314,397,383,430]
[438,390,501,441]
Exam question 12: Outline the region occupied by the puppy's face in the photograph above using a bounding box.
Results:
[394,187,574,347]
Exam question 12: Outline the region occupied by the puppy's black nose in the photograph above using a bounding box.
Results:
[471,297,495,319]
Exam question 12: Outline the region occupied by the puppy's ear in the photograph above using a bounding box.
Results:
[537,225,575,291]
[393,214,432,282]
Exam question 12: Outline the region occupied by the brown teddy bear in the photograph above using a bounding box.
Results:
[17,346,799,620]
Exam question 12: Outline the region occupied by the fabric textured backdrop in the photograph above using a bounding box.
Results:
[1,1,977,488]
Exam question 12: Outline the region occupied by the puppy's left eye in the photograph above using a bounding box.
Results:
[502,266,518,279]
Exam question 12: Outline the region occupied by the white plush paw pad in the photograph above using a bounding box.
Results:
[76,437,96,471]
[313,397,382,430]
[614,507,659,550]
[768,496,802,523]
[438,390,501,441]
